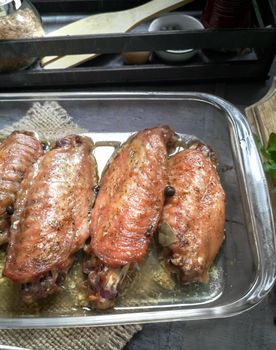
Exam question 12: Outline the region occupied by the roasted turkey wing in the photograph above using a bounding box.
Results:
[0,131,43,246]
[160,143,225,283]
[3,135,97,302]
[86,125,176,309]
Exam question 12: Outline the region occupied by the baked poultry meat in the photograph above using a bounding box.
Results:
[3,135,97,302]
[160,143,225,283]
[84,126,176,309]
[0,131,43,246]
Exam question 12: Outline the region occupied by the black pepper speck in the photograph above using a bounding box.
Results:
[6,205,14,215]
[164,186,176,197]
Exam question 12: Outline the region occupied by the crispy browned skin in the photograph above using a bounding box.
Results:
[3,135,97,301]
[0,131,43,246]
[91,126,175,267]
[161,143,225,283]
[86,126,175,308]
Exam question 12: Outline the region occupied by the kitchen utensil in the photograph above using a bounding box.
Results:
[41,0,193,69]
[148,13,204,62]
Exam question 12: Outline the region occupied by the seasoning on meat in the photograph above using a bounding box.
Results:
[160,143,225,283]
[3,135,97,302]
[84,125,176,309]
[0,131,43,246]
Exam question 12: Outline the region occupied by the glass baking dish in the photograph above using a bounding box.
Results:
[0,91,274,328]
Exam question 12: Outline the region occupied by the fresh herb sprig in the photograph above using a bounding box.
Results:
[254,132,276,193]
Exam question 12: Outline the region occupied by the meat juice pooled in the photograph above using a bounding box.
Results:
[160,143,225,283]
[0,131,43,246]
[84,126,176,309]
[3,135,98,302]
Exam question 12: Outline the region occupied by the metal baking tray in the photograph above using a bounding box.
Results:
[0,91,274,328]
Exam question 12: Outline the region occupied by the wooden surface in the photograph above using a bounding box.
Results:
[245,77,276,144]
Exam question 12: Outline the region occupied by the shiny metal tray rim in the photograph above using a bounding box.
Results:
[0,91,274,328]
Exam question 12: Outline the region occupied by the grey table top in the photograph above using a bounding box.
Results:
[125,292,276,350]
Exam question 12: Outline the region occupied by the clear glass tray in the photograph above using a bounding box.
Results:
[0,91,274,328]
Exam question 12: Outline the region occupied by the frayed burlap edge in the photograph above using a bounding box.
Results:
[0,101,142,350]
[0,101,86,144]
[0,325,142,350]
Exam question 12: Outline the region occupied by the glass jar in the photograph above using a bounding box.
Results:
[201,0,252,29]
[0,0,44,72]
[201,0,252,55]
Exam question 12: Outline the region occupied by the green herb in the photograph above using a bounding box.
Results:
[254,132,276,193]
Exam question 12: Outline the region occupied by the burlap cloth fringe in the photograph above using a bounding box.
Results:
[0,101,86,143]
[0,101,142,350]
[0,325,141,350]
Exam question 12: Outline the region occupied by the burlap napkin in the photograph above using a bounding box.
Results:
[0,101,142,350]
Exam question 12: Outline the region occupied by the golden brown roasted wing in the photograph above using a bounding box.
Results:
[160,143,225,283]
[0,131,43,246]
[4,135,97,302]
[85,126,175,309]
